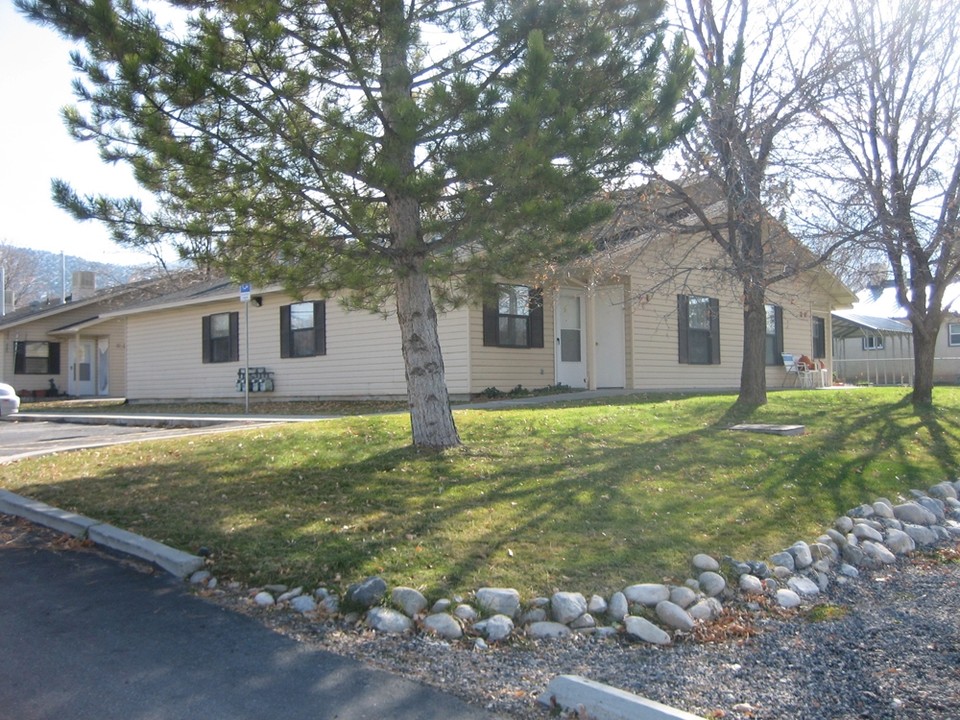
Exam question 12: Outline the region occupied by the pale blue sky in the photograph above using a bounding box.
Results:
[0,2,151,265]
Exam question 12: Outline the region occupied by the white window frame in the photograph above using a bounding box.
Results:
[862,335,884,351]
[949,323,960,347]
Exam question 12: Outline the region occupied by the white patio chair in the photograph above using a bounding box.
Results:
[782,353,813,388]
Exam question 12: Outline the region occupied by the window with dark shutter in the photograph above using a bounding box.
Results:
[13,341,61,374]
[201,312,239,363]
[678,294,720,365]
[482,285,543,348]
[281,301,326,358]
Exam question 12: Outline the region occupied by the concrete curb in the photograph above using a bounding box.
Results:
[538,675,707,720]
[0,489,204,578]
[8,412,249,428]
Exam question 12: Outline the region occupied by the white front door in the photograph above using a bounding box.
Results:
[70,340,96,396]
[595,286,626,388]
[556,291,587,388]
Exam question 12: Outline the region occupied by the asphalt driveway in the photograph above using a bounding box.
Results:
[0,516,499,720]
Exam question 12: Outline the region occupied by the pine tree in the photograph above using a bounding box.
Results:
[19,0,693,448]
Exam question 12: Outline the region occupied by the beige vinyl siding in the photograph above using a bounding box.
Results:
[437,307,471,395]
[616,234,843,392]
[626,283,743,391]
[125,292,471,400]
[468,293,556,394]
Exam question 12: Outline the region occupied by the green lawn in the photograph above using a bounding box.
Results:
[3,387,959,601]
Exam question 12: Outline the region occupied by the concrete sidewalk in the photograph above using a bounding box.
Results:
[7,388,638,426]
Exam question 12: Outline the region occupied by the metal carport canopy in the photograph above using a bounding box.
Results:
[831,310,912,338]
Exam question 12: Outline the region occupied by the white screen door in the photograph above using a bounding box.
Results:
[556,291,586,388]
[72,340,96,396]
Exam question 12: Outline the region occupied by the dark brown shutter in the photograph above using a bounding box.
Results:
[482,300,498,347]
[13,341,25,374]
[677,295,689,364]
[528,288,544,348]
[709,297,721,364]
[279,305,291,358]
[202,316,212,364]
[775,305,784,361]
[315,301,326,355]
[229,312,240,362]
[47,342,61,374]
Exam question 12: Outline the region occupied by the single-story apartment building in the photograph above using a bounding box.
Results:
[1,191,856,402]
[0,272,212,399]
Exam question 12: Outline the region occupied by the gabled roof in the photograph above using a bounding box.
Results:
[0,282,134,331]
[589,179,726,252]
[585,180,857,309]
[0,270,224,333]
[93,277,290,321]
[105,276,239,316]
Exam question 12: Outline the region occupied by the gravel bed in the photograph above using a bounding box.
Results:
[248,547,960,720]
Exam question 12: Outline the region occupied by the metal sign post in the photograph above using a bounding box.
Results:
[240,283,251,414]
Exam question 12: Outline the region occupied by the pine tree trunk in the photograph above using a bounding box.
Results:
[737,282,768,406]
[395,266,461,450]
[377,0,459,450]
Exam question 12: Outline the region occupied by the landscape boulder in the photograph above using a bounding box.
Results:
[624,615,671,645]
[476,588,521,618]
[623,583,670,606]
[345,576,387,609]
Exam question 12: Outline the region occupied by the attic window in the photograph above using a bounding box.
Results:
[662,206,691,222]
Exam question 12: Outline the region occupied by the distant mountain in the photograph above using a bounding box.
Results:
[36,249,142,291]
[1,245,154,310]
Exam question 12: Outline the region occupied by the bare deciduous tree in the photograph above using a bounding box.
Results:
[637,0,845,405]
[816,0,960,407]
[0,242,44,309]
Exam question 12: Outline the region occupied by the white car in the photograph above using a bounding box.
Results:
[0,383,20,416]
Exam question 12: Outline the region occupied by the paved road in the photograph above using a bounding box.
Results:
[0,418,262,462]
[0,517,499,720]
